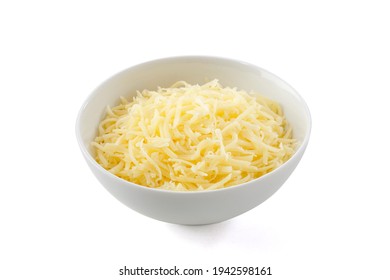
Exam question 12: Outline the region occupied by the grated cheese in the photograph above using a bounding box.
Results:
[92,80,297,191]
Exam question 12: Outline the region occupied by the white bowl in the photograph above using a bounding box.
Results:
[76,56,311,225]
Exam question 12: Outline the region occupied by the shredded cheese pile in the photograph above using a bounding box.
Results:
[92,80,296,191]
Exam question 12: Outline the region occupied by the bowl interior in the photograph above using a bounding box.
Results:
[77,56,310,164]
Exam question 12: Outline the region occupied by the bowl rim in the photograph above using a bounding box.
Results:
[75,55,312,195]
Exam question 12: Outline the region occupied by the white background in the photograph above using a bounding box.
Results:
[1,1,389,279]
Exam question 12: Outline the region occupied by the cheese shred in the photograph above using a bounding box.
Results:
[92,80,296,191]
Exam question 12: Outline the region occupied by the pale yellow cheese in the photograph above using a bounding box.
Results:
[92,80,296,191]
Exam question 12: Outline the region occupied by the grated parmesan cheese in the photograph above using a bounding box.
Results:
[92,80,296,191]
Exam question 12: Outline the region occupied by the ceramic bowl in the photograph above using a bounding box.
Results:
[76,56,311,225]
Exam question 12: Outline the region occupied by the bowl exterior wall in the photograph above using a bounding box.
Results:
[84,143,307,225]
